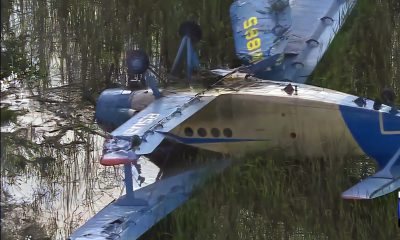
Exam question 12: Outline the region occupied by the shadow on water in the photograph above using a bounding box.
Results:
[1,0,400,239]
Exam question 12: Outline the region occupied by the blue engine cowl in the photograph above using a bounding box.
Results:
[95,88,135,132]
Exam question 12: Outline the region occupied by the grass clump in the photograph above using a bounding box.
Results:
[0,107,17,125]
[141,152,399,240]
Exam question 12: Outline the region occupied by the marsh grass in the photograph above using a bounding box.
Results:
[141,152,399,240]
[0,107,18,124]
[310,0,400,105]
[142,2,400,237]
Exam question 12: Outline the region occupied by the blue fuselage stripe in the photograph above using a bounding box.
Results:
[339,105,400,168]
[159,132,270,144]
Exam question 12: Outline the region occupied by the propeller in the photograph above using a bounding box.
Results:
[178,21,202,43]
[126,50,150,75]
[171,21,202,81]
[380,87,396,107]
[125,50,162,98]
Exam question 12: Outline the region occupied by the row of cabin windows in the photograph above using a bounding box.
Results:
[184,127,233,138]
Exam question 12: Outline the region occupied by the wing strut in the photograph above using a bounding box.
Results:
[100,144,148,205]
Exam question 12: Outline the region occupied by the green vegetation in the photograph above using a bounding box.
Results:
[0,107,17,124]
[1,0,398,102]
[1,0,235,95]
[141,153,399,240]
[0,33,38,80]
[310,0,400,104]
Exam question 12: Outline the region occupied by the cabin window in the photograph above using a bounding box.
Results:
[211,128,220,137]
[197,128,207,137]
[223,128,233,138]
[184,127,194,137]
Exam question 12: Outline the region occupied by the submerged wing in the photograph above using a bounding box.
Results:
[230,0,356,83]
[342,148,400,199]
[69,159,230,239]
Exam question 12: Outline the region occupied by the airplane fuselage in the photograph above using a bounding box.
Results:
[162,79,400,168]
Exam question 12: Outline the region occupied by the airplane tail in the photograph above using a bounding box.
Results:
[342,148,400,199]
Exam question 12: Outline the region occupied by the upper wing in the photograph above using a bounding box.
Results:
[110,94,215,155]
[230,0,357,83]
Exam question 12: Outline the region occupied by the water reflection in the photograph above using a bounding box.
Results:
[1,88,116,239]
[1,94,161,239]
[0,81,163,239]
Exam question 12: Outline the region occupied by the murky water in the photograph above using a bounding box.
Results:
[0,82,162,239]
[1,0,400,239]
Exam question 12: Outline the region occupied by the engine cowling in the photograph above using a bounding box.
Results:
[95,88,135,132]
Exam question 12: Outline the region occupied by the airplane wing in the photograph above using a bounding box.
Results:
[342,148,400,199]
[69,158,230,240]
[230,0,356,83]
[72,93,222,239]
[112,94,215,155]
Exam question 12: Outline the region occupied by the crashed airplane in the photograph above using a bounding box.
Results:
[69,0,399,239]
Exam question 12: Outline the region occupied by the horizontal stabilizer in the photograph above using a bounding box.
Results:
[341,175,400,200]
[342,148,400,199]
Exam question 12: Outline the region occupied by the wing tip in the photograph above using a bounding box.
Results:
[341,193,370,200]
